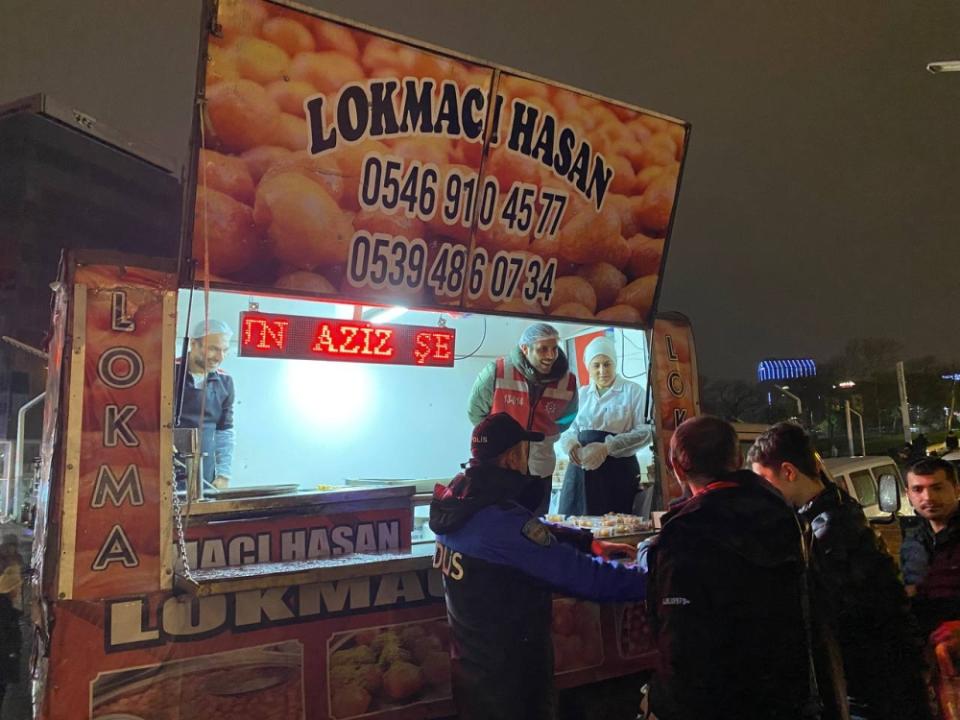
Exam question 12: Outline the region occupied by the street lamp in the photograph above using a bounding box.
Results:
[834,380,871,455]
[845,400,866,457]
[927,60,960,73]
[941,373,960,432]
[773,385,802,419]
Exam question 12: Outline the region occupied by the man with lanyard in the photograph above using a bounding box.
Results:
[645,415,820,720]
[467,323,578,514]
[176,319,235,491]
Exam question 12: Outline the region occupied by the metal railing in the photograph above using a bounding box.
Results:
[3,392,45,523]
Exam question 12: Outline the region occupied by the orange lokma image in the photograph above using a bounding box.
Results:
[194,0,686,326]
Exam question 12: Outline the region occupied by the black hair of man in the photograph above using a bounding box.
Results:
[670,415,738,480]
[747,422,819,477]
[907,456,958,486]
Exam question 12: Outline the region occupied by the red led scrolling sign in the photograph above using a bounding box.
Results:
[238,311,456,367]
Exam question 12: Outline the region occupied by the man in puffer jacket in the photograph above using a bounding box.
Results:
[750,422,930,720]
[430,412,646,720]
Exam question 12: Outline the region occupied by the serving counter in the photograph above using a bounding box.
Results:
[182,485,416,519]
[161,479,658,720]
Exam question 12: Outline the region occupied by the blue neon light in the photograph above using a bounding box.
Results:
[757,358,817,383]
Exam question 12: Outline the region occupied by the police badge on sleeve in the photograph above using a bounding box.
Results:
[521,518,553,547]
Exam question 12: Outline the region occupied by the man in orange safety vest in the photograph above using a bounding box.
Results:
[467,323,579,514]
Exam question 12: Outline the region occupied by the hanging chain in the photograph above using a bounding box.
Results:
[171,466,195,584]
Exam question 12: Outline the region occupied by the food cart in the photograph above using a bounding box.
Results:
[29,2,701,718]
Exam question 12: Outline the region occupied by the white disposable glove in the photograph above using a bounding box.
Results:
[579,442,609,471]
[559,434,583,465]
[569,445,583,466]
[560,434,580,455]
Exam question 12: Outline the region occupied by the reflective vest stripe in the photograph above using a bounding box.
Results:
[491,356,574,436]
[492,357,530,428]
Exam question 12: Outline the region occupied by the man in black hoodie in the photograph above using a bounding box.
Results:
[430,413,647,720]
[750,422,930,720]
[646,416,819,720]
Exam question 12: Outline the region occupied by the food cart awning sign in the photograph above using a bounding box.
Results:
[191,0,689,329]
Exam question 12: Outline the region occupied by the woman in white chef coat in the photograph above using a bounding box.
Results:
[557,335,651,515]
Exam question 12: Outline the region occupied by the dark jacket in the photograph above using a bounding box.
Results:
[429,463,646,720]
[646,470,818,720]
[800,481,930,720]
[174,360,235,483]
[0,595,20,685]
[900,509,960,637]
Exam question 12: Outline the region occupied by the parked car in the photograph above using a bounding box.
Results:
[822,455,912,558]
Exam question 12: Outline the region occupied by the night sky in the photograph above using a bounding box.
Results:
[3,0,959,379]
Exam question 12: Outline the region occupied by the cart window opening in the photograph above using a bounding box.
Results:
[174,289,651,501]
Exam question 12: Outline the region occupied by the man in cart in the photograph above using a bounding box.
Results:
[175,319,236,490]
[467,322,578,514]
[430,412,645,720]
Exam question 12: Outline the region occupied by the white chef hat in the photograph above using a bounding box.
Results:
[584,335,617,369]
[519,322,559,347]
[190,318,233,339]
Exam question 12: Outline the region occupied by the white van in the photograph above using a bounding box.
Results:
[822,456,912,558]
[821,456,912,520]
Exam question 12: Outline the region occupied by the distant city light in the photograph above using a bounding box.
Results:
[757,358,817,383]
[838,381,856,389]
[942,373,960,381]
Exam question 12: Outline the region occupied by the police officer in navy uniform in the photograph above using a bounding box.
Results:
[430,413,646,720]
[176,319,236,490]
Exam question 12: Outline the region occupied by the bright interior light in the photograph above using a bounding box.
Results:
[838,381,856,389]
[285,359,373,431]
[368,306,408,324]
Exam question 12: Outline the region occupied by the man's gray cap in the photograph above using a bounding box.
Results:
[190,319,233,339]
